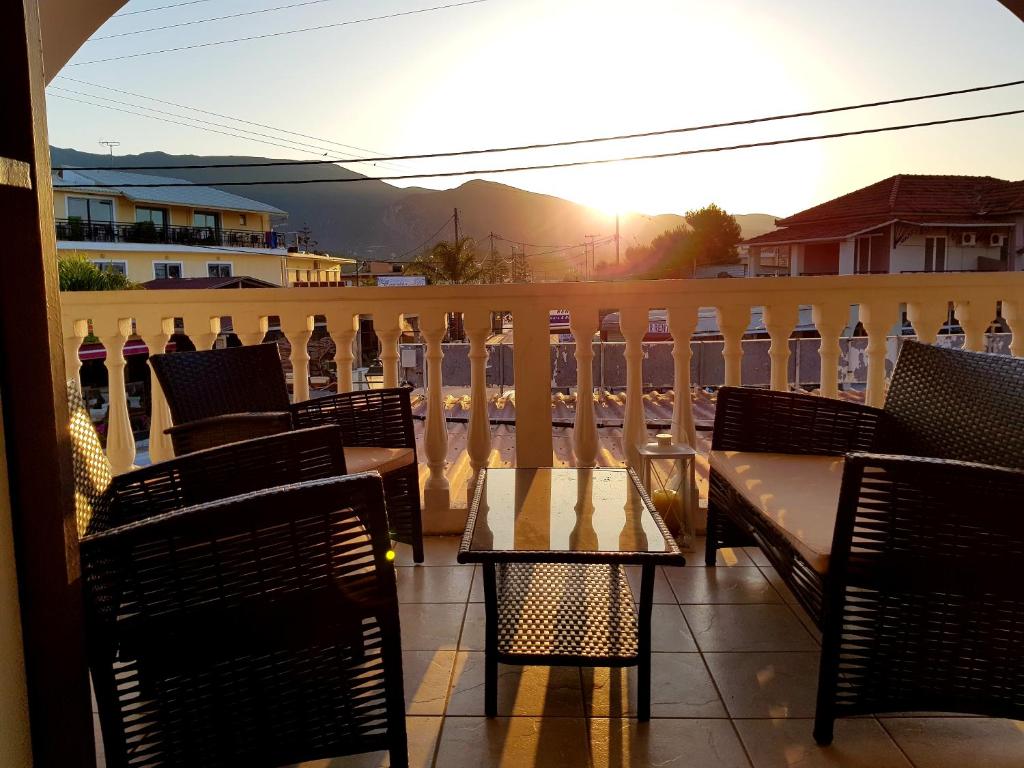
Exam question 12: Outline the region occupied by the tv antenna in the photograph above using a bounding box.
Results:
[98,140,120,166]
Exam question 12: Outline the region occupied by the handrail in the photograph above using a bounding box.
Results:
[54,218,281,250]
[60,272,1024,532]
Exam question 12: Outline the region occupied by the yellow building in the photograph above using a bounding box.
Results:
[52,167,352,286]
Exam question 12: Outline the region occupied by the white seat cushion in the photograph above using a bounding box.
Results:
[709,450,845,574]
[344,446,415,476]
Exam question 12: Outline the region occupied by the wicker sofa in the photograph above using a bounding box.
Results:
[70,383,409,767]
[705,340,1024,744]
[150,343,425,562]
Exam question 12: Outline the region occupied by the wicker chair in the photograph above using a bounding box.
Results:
[705,341,1024,744]
[69,382,409,768]
[149,343,425,563]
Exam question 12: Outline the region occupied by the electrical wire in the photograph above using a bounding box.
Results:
[91,0,344,41]
[63,78,1024,171]
[47,92,405,171]
[53,75,411,169]
[69,0,490,66]
[395,215,456,259]
[114,0,220,17]
[53,108,1024,188]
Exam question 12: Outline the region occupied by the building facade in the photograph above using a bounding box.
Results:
[52,168,349,286]
[744,175,1024,276]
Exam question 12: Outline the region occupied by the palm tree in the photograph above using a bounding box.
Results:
[403,237,483,285]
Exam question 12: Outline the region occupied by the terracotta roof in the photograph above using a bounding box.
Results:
[743,217,895,246]
[141,276,277,289]
[777,175,1024,227]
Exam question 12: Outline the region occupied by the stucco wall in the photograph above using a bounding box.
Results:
[61,247,285,284]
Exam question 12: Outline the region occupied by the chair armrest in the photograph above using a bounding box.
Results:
[81,473,397,632]
[164,411,292,454]
[291,388,416,450]
[830,453,1024,595]
[711,387,886,455]
[102,425,348,531]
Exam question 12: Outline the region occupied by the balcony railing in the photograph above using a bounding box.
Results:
[60,272,1024,533]
[55,218,282,250]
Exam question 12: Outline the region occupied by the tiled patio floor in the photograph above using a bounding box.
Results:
[95,536,1024,768]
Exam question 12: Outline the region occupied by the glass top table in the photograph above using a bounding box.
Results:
[457,468,685,721]
[458,467,685,564]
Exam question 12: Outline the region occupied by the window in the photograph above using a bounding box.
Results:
[239,213,247,226]
[193,211,220,229]
[855,237,873,274]
[153,262,183,280]
[135,206,167,227]
[67,196,114,224]
[91,260,127,276]
[207,263,233,278]
[924,237,947,272]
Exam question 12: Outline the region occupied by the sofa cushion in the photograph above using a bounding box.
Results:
[344,446,415,476]
[709,450,845,574]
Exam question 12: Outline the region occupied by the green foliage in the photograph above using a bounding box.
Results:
[58,253,138,292]
[403,237,485,285]
[619,204,742,279]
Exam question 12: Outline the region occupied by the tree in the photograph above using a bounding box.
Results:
[681,203,742,269]
[58,253,137,291]
[403,237,484,285]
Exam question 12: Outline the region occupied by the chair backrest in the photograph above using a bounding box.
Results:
[67,380,114,538]
[150,343,291,423]
[883,340,1024,468]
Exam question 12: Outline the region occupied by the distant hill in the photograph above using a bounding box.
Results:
[50,147,777,271]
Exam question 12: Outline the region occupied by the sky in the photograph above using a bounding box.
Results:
[45,0,1024,218]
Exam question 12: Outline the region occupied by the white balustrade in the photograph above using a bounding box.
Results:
[281,312,314,403]
[138,315,175,463]
[763,303,798,392]
[810,302,848,398]
[59,272,1024,531]
[569,307,599,467]
[375,313,403,390]
[620,305,649,470]
[859,301,898,408]
[954,300,991,353]
[328,313,359,393]
[93,316,136,475]
[464,308,493,490]
[420,310,450,514]
[63,318,88,392]
[1004,300,1023,358]
[715,304,749,387]
[668,304,698,446]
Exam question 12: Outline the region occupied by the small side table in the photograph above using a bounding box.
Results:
[637,434,697,548]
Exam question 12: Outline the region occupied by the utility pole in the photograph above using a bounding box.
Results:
[585,234,599,281]
[615,213,621,266]
[453,208,460,243]
[98,139,119,166]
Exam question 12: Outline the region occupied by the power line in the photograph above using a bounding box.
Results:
[53,108,1024,188]
[69,0,490,66]
[91,0,344,41]
[54,75,408,167]
[49,86,364,160]
[396,215,456,259]
[63,78,1024,171]
[47,92,374,160]
[113,0,220,17]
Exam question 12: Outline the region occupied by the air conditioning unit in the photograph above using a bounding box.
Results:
[960,232,977,247]
[990,233,1007,247]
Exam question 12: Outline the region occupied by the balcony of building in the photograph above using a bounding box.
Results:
[55,217,284,250]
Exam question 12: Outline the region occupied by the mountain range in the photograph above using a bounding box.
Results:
[50,147,778,268]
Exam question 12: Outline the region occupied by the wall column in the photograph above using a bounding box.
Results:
[716,305,748,388]
[1003,299,1023,358]
[763,303,797,392]
[282,313,314,403]
[668,304,698,447]
[139,317,175,464]
[62,318,88,393]
[328,313,359,393]
[420,311,450,517]
[811,302,848,398]
[859,302,897,408]
[620,306,648,470]
[954,300,990,353]
[375,314,403,390]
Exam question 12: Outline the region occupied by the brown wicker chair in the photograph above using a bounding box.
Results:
[149,343,425,563]
[705,341,1024,744]
[69,382,409,768]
